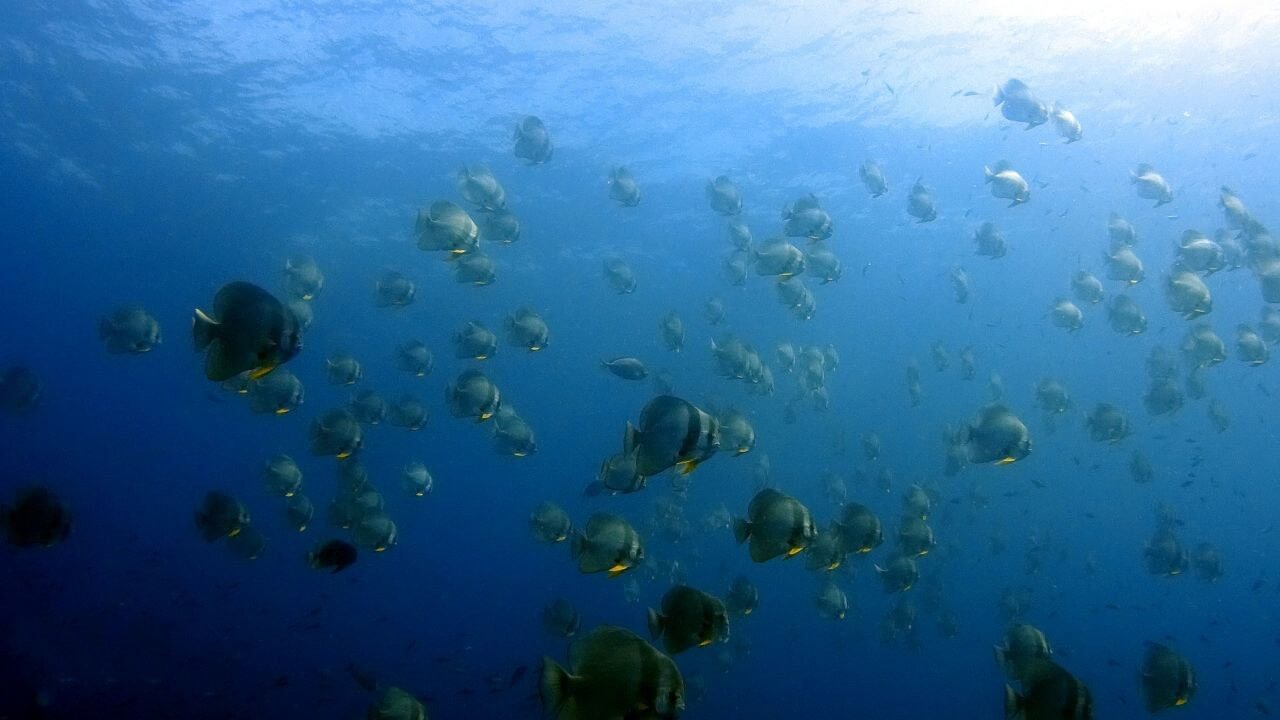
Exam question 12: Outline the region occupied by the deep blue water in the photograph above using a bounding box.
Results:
[2,2,1279,718]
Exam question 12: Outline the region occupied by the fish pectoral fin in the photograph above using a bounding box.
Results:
[676,459,701,476]
[248,364,276,380]
[995,456,1017,465]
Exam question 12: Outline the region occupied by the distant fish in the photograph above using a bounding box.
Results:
[993,78,1049,129]
[343,661,376,691]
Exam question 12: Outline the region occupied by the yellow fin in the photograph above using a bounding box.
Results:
[227,527,242,538]
[275,407,290,415]
[995,456,1017,466]
[676,459,700,476]
[699,639,713,647]
[786,546,804,557]
[248,364,276,381]
[1175,697,1187,706]
[336,451,352,459]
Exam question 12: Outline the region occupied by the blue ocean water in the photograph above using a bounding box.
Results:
[2,2,1278,718]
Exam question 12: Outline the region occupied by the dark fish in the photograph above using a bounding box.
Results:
[309,539,358,573]
[1141,642,1196,712]
[647,584,730,654]
[624,395,720,477]
[2,487,72,547]
[513,115,553,164]
[193,490,249,542]
[541,626,683,719]
[1005,661,1093,719]
[192,281,302,381]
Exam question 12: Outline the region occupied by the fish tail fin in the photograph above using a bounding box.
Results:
[1003,684,1024,719]
[732,518,751,544]
[192,308,219,350]
[540,657,576,716]
[647,608,664,639]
